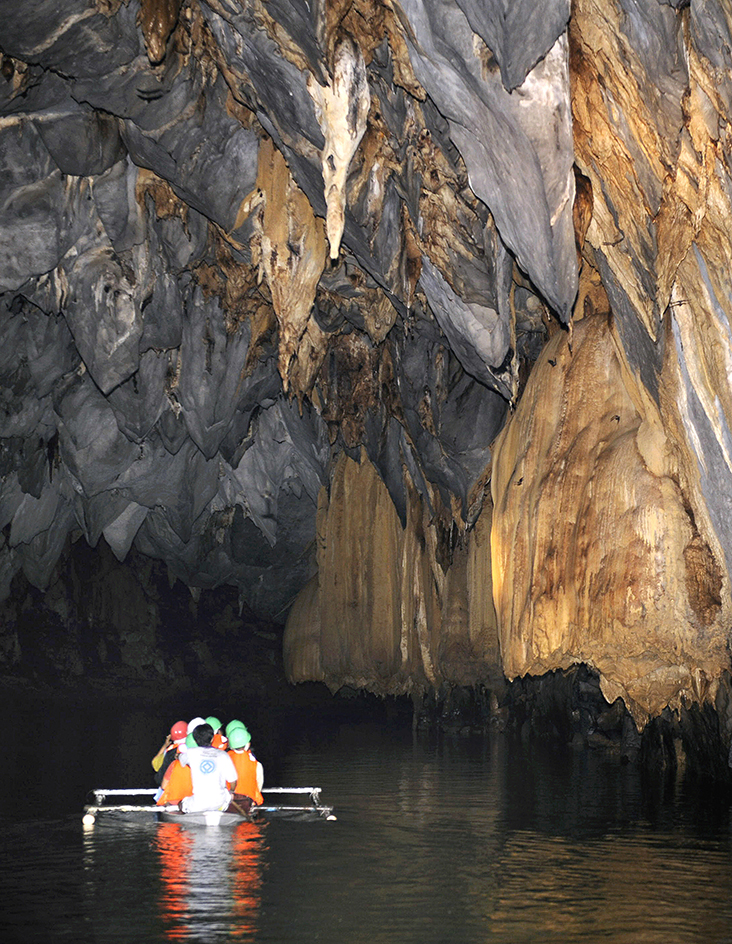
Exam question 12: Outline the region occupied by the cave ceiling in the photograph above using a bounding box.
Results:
[1,0,732,722]
[0,0,563,617]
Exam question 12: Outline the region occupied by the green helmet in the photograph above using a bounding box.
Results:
[225,719,246,738]
[185,732,197,749]
[205,715,222,732]
[228,725,251,750]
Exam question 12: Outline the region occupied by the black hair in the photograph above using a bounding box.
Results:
[192,723,214,747]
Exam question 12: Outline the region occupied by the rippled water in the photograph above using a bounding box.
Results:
[2,713,732,943]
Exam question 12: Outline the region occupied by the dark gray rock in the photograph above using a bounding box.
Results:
[54,372,140,496]
[176,285,253,459]
[399,0,578,320]
[456,0,571,90]
[61,245,143,394]
[0,0,141,76]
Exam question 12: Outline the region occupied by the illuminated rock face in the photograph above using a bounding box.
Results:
[1,1,732,727]
[491,313,728,725]
[284,450,500,695]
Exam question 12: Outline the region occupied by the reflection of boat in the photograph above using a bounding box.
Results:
[156,816,265,938]
[83,787,336,825]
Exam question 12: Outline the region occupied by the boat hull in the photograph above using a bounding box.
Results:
[157,808,248,827]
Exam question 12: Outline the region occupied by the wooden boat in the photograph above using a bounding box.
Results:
[83,787,335,826]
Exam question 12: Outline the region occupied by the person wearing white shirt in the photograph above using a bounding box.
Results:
[178,723,238,813]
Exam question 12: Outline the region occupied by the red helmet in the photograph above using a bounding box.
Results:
[170,720,188,741]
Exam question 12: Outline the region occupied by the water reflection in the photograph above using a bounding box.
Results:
[487,828,732,944]
[157,825,194,939]
[155,821,265,941]
[231,823,265,938]
[7,713,732,944]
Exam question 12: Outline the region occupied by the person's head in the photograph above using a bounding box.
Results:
[227,725,251,751]
[205,715,222,733]
[170,720,187,743]
[192,723,214,747]
[225,719,246,739]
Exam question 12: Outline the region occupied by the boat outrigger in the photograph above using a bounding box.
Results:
[83,787,336,826]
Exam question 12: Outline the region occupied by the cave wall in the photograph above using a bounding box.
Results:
[0,534,286,696]
[0,0,514,623]
[284,449,501,695]
[491,311,728,726]
[1,1,731,733]
[284,0,732,730]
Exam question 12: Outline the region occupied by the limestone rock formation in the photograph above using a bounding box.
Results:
[491,312,728,727]
[284,449,501,694]
[0,1,731,732]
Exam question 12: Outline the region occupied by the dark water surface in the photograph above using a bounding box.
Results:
[2,704,732,943]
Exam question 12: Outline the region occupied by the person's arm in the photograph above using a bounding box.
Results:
[151,735,171,771]
[256,761,264,792]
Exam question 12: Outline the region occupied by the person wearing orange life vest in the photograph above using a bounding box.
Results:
[155,723,203,805]
[152,720,188,787]
[156,755,193,806]
[225,719,246,742]
[227,725,264,807]
[157,723,210,805]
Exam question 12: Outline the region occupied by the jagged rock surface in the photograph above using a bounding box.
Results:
[0,1,731,731]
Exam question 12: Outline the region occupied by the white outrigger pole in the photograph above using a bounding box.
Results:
[83,787,335,824]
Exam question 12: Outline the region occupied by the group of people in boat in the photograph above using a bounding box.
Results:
[152,716,264,814]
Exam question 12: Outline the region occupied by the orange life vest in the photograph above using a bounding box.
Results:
[227,749,263,805]
[157,759,193,805]
[212,731,226,749]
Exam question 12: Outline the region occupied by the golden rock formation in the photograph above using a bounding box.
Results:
[490,313,729,726]
[138,0,183,65]
[284,449,500,695]
[253,137,328,395]
[273,0,732,731]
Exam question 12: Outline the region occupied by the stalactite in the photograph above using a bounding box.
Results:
[137,0,183,65]
[307,37,370,260]
[252,137,327,395]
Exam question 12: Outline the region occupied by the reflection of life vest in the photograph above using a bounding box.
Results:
[227,749,263,805]
[157,823,193,937]
[157,759,193,805]
[232,822,264,933]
